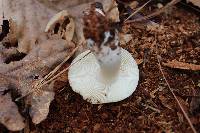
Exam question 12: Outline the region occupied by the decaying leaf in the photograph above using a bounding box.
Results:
[0,93,25,131]
[0,38,74,131]
[45,10,75,42]
[162,60,200,71]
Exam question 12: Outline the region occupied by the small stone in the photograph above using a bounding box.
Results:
[193,60,197,64]
[157,3,163,9]
[129,1,139,9]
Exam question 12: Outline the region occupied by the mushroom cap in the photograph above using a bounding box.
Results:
[68,48,139,104]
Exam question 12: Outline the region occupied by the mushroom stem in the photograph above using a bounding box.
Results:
[95,46,121,84]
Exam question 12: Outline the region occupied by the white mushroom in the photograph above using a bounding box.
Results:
[68,48,139,104]
[68,2,139,104]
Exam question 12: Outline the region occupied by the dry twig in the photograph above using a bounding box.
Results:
[162,60,200,71]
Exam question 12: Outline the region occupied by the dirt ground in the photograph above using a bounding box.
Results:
[1,1,200,133]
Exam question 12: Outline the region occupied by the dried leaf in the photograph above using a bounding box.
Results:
[162,60,200,71]
[29,82,55,124]
[45,10,75,42]
[0,38,74,130]
[0,0,119,131]
[0,75,25,131]
[46,0,119,54]
[0,92,25,131]
[0,44,19,63]
[187,0,200,7]
[0,0,119,54]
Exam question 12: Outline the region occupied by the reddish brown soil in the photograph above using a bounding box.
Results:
[1,2,200,133]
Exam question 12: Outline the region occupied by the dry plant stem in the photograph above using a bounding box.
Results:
[125,0,181,23]
[155,40,197,133]
[39,47,79,85]
[124,0,152,22]
[37,50,91,89]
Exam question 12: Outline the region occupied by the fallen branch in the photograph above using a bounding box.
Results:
[163,60,200,71]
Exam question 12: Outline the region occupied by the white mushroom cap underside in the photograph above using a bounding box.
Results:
[68,48,139,104]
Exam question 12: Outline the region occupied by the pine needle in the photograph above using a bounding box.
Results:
[124,0,152,22]
[125,0,181,23]
[15,46,78,101]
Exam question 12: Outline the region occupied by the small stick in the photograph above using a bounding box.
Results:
[141,103,161,113]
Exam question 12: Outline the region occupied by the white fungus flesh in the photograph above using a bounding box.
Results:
[68,48,139,104]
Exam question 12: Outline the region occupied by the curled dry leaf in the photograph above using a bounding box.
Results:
[45,10,75,42]
[0,0,87,53]
[162,59,200,71]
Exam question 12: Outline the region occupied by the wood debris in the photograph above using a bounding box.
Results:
[162,60,200,71]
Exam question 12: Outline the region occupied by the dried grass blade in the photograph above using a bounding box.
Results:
[126,0,180,23]
[124,0,152,22]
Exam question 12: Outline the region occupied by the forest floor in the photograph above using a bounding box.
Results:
[1,1,200,133]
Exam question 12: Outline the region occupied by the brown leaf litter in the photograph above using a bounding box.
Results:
[0,38,74,131]
[1,0,200,132]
